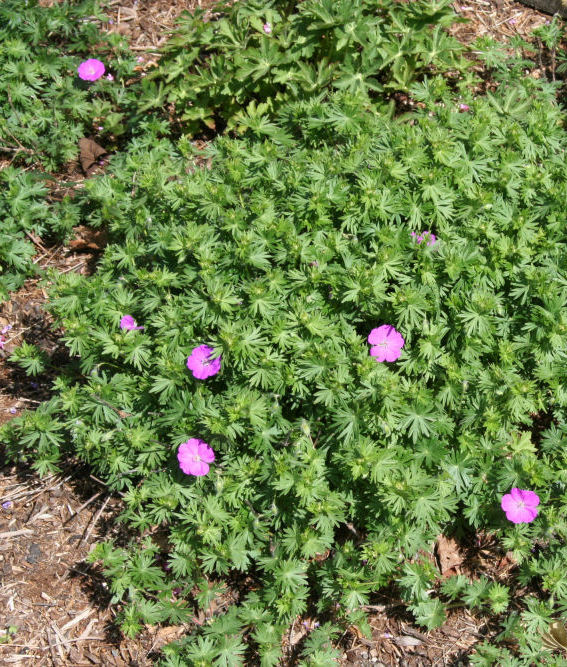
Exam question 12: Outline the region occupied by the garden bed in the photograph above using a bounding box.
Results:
[1,0,565,664]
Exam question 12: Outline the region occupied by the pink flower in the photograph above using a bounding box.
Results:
[263,22,272,34]
[77,59,106,81]
[186,344,221,379]
[106,73,114,81]
[412,230,437,246]
[120,315,144,331]
[459,103,470,112]
[368,325,405,362]
[501,488,540,524]
[178,438,215,476]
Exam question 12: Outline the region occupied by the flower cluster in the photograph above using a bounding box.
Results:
[0,323,12,349]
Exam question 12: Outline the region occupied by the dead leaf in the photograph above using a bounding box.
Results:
[347,624,365,639]
[150,625,186,650]
[78,138,107,176]
[68,225,108,252]
[435,534,463,577]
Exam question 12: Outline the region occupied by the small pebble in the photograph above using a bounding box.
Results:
[26,543,44,564]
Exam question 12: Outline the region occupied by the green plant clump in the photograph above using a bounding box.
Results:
[0,0,135,170]
[140,0,467,134]
[0,168,81,299]
[5,77,567,663]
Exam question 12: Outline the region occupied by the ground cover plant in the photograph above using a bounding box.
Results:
[0,0,136,170]
[140,0,469,133]
[0,0,138,301]
[4,65,567,663]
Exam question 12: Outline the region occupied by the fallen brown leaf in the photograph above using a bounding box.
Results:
[78,138,107,176]
[68,225,108,252]
[435,534,463,577]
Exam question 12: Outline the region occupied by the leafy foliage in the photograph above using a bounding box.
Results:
[0,167,81,299]
[5,71,567,661]
[140,0,468,133]
[0,0,135,170]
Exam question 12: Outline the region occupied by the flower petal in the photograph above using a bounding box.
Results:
[519,489,540,508]
[198,442,215,463]
[188,460,210,476]
[500,493,517,513]
[370,345,387,362]
[368,326,389,345]
[505,506,538,524]
[384,346,402,362]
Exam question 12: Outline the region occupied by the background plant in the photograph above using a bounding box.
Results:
[0,0,136,170]
[139,0,469,134]
[0,167,81,299]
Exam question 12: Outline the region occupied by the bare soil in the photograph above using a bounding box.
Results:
[0,0,560,664]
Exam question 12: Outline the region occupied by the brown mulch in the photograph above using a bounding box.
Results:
[0,464,190,665]
[451,0,549,44]
[104,0,218,52]
[1,0,562,664]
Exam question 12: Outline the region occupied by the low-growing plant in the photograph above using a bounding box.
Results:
[0,167,80,299]
[0,0,136,170]
[139,0,469,134]
[5,75,567,663]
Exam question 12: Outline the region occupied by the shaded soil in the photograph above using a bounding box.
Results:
[1,0,563,664]
[0,463,189,665]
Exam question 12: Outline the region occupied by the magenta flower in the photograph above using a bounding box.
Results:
[120,315,144,331]
[368,325,405,362]
[178,438,215,476]
[501,488,540,524]
[186,344,221,379]
[459,103,470,112]
[411,230,437,246]
[77,59,106,81]
[263,22,272,34]
[106,73,114,81]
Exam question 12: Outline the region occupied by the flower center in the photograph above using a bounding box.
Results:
[192,455,201,463]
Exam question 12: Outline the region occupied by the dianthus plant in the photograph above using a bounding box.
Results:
[5,79,567,662]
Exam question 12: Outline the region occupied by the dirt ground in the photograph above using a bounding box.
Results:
[0,0,559,664]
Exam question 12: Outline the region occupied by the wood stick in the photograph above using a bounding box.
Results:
[63,491,103,526]
[80,495,111,545]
